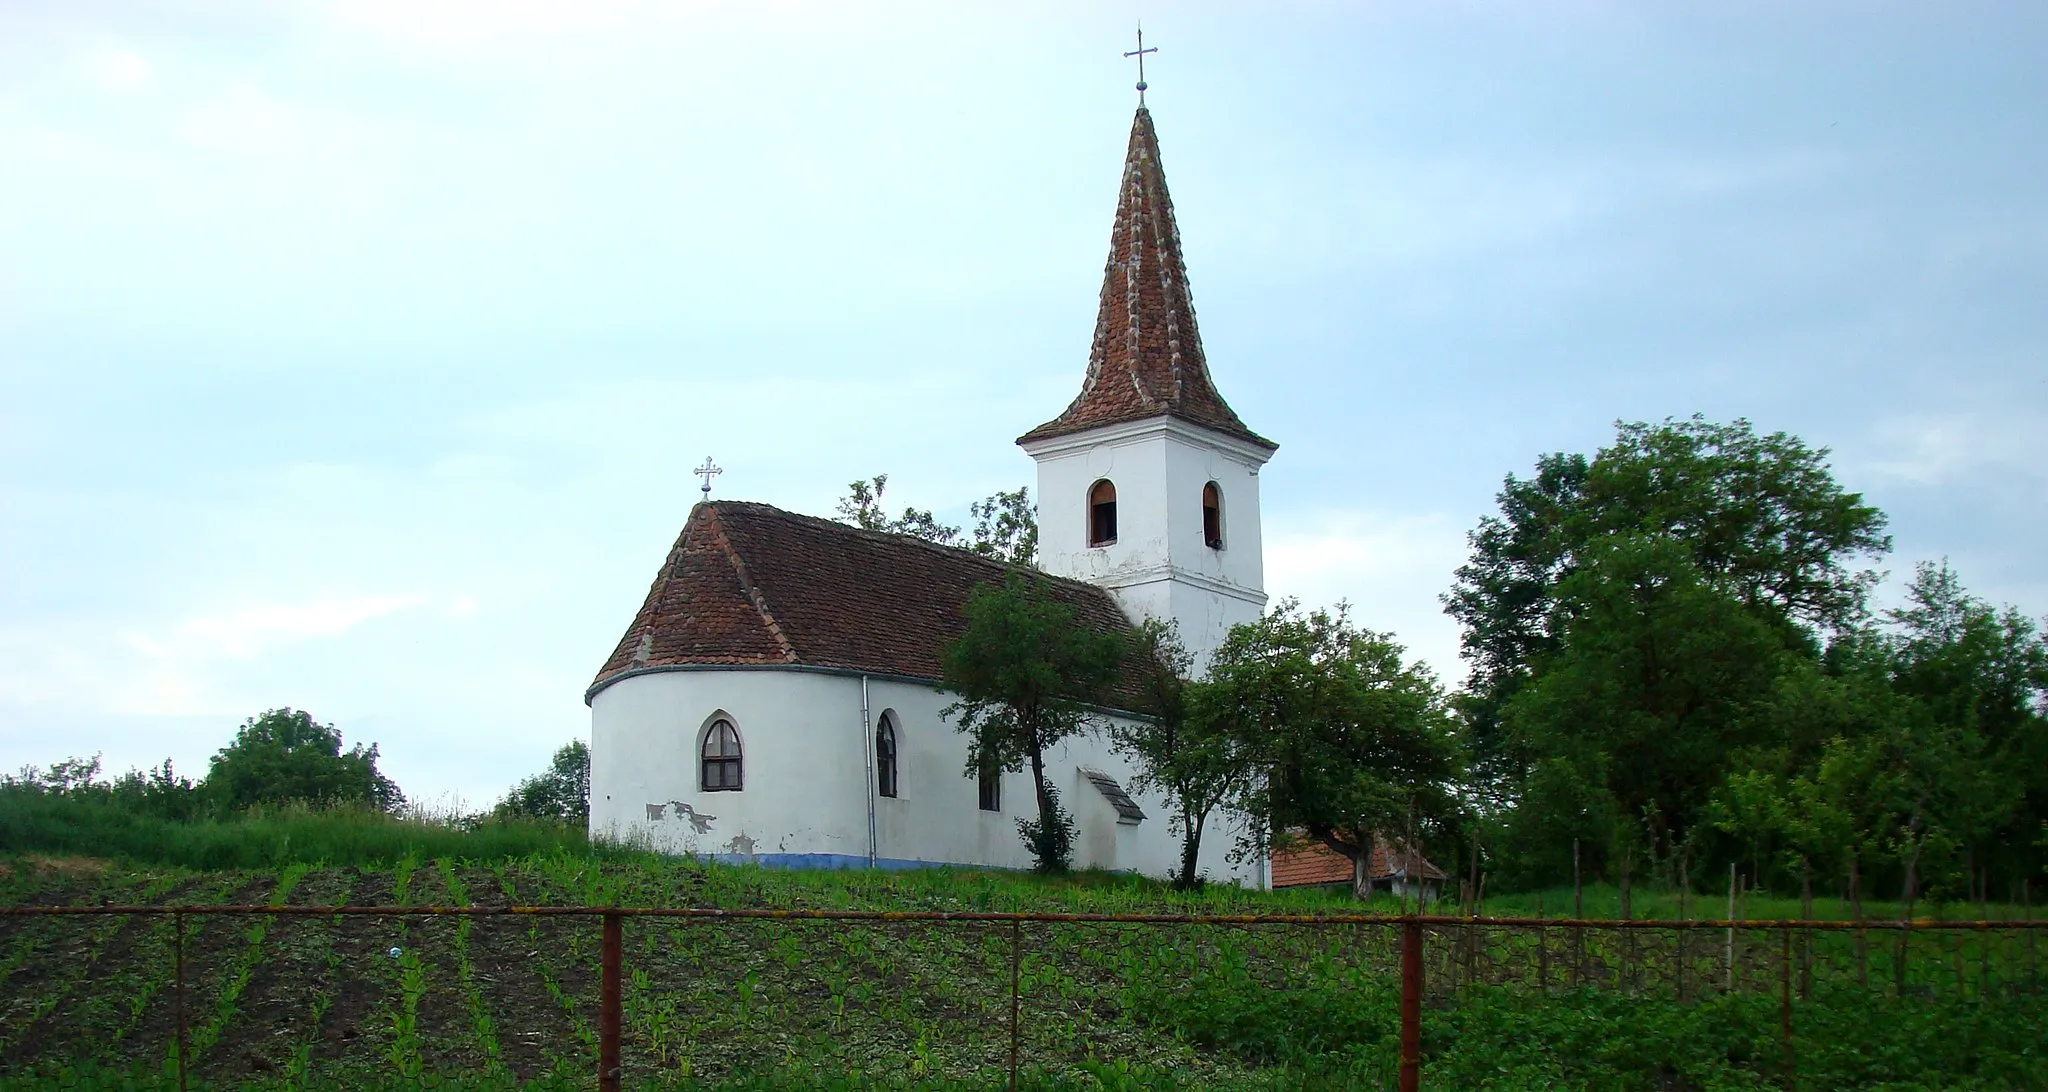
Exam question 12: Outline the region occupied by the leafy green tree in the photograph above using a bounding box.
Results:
[836,474,960,544]
[205,708,403,813]
[1707,561,2046,911]
[1109,621,1249,889]
[13,753,106,793]
[1706,644,1909,916]
[496,740,591,824]
[1215,602,1464,899]
[967,486,1038,566]
[837,474,1039,566]
[941,572,1123,872]
[1881,561,2044,894]
[1446,417,1890,789]
[1500,535,1791,907]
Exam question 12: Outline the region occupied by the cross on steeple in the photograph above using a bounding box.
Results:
[1124,26,1157,105]
[694,456,723,498]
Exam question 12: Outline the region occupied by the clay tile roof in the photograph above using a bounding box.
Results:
[1270,834,1449,890]
[1018,107,1274,452]
[589,501,1156,708]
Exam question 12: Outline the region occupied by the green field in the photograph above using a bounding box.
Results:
[1,851,2042,1091]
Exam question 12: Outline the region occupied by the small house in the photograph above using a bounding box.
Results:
[1270,833,1447,903]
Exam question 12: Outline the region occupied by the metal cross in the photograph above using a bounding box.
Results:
[694,456,723,498]
[1124,26,1158,104]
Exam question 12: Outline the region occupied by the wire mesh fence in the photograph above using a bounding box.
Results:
[0,902,2041,1090]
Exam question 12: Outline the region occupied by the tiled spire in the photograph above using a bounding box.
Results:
[1019,107,1274,451]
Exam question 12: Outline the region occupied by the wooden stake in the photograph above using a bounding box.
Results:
[1727,863,1737,993]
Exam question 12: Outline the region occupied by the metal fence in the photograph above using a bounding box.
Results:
[1,903,2042,1091]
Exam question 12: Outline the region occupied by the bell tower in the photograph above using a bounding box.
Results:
[1018,106,1277,671]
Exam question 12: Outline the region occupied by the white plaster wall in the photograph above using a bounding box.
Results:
[589,666,1264,886]
[589,669,871,861]
[1023,418,1273,669]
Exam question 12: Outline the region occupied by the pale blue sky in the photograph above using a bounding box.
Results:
[3,2,2043,809]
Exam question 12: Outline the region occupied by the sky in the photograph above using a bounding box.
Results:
[3,1,2044,811]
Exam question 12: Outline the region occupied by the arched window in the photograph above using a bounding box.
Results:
[875,715,898,799]
[1088,479,1118,547]
[701,718,743,791]
[1202,482,1224,549]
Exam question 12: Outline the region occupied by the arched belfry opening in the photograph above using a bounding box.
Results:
[1089,480,1118,547]
[1202,482,1224,549]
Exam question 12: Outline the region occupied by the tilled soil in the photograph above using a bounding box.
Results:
[0,858,1229,1086]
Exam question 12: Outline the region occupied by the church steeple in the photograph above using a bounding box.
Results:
[1018,104,1276,672]
[1017,107,1274,452]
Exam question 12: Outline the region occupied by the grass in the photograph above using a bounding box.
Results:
[0,792,645,872]
[0,852,2041,1091]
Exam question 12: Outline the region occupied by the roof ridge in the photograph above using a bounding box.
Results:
[709,500,1108,595]
[702,505,800,664]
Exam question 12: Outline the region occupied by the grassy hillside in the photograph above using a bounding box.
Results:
[1,853,2042,1091]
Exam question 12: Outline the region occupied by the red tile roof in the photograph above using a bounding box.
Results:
[589,502,1155,707]
[1270,834,1448,890]
[1018,108,1274,452]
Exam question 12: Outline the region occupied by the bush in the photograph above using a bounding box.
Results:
[1016,782,1078,873]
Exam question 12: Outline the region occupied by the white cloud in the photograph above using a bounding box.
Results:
[153,594,427,660]
[0,594,427,719]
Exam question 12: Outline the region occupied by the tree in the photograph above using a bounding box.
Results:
[1216,602,1465,899]
[1445,417,1891,787]
[1109,621,1248,888]
[1703,560,2046,915]
[496,740,591,824]
[1881,561,2044,895]
[836,474,1039,566]
[205,708,403,813]
[967,486,1038,567]
[835,474,960,544]
[1499,535,1791,907]
[940,572,1123,872]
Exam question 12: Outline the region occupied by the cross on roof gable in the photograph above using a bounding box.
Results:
[1018,107,1274,451]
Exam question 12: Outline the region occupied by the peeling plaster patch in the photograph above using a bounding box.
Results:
[644,802,667,821]
[666,801,716,833]
[725,833,758,860]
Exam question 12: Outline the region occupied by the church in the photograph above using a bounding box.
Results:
[586,104,1278,887]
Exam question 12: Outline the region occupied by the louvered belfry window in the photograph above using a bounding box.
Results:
[701,719,743,791]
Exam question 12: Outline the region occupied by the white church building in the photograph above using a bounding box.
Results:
[586,105,1278,886]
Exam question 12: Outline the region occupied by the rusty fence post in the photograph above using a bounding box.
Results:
[1400,920,1423,1092]
[1780,928,1794,1089]
[1008,918,1022,1092]
[599,912,622,1092]
[174,909,188,1092]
